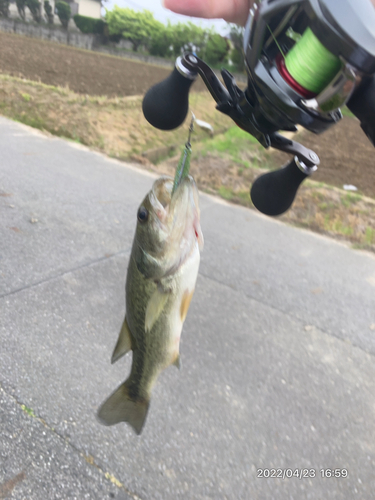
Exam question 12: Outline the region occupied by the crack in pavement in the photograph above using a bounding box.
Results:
[0,383,143,500]
[198,270,375,359]
[0,248,132,300]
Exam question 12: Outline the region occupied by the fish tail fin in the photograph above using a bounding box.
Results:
[96,382,150,435]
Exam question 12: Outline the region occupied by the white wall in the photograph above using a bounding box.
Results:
[78,0,101,19]
[8,0,102,24]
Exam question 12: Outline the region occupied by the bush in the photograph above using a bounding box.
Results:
[204,34,229,65]
[44,0,53,24]
[56,1,70,29]
[16,0,26,20]
[73,14,105,34]
[231,47,245,72]
[0,0,10,17]
[26,0,41,23]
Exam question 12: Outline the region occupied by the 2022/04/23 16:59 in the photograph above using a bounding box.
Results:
[257,468,348,479]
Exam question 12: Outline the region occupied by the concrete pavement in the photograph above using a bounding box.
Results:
[1,116,375,499]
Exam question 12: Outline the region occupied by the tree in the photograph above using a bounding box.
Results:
[56,1,70,29]
[106,7,162,52]
[204,33,229,65]
[169,22,207,57]
[148,21,173,58]
[228,24,245,71]
[16,0,26,20]
[44,0,54,24]
[0,0,10,17]
[26,0,42,23]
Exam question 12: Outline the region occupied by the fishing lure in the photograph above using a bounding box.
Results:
[172,113,195,195]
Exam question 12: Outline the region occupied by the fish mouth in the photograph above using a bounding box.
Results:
[150,175,203,273]
[150,175,199,224]
[152,176,173,209]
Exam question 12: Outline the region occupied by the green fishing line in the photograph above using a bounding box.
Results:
[284,27,342,94]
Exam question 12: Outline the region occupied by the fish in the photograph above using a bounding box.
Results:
[97,175,203,435]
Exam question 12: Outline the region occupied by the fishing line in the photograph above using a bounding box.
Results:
[284,27,342,94]
[267,24,286,59]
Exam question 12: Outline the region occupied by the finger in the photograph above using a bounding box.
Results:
[162,0,252,26]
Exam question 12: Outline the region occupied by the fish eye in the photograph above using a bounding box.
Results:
[137,206,149,223]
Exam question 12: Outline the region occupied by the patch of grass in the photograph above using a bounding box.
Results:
[318,201,336,212]
[365,227,375,245]
[236,190,251,202]
[341,192,362,207]
[21,404,35,417]
[15,113,47,130]
[104,472,123,488]
[218,185,233,200]
[21,92,31,102]
[324,218,353,237]
[199,126,262,168]
[217,185,251,205]
[310,190,326,201]
[341,106,354,118]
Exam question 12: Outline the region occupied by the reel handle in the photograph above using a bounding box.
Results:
[250,157,317,216]
[142,64,197,131]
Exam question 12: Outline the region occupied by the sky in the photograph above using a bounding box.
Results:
[104,0,229,34]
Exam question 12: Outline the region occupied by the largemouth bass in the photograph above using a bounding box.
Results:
[97,175,203,435]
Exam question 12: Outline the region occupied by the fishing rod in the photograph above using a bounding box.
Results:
[142,0,375,216]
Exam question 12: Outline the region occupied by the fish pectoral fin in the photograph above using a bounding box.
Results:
[180,289,195,323]
[145,288,169,333]
[97,382,150,435]
[111,317,134,364]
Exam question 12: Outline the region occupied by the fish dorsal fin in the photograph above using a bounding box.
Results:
[145,288,169,333]
[111,317,134,364]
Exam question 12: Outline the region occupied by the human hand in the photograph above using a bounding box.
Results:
[162,0,254,26]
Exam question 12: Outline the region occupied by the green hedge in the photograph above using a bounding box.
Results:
[56,1,70,29]
[73,14,105,34]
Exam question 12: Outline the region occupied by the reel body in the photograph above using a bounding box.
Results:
[142,0,375,216]
[243,0,375,136]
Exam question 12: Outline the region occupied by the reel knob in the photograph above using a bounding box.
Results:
[142,61,197,131]
[250,157,317,216]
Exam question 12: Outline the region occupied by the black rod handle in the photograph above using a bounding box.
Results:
[250,157,316,216]
[347,74,375,146]
[142,66,197,131]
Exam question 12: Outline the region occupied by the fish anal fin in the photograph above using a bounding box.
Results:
[172,353,181,370]
[180,289,195,323]
[145,288,169,333]
[97,382,149,435]
[111,317,134,365]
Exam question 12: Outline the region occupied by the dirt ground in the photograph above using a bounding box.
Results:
[0,32,208,96]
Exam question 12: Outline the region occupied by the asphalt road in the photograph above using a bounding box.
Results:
[1,116,375,500]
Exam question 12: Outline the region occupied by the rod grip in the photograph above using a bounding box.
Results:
[347,74,375,146]
[142,67,196,130]
[250,158,310,216]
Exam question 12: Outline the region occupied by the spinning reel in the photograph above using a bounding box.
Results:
[142,0,375,216]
